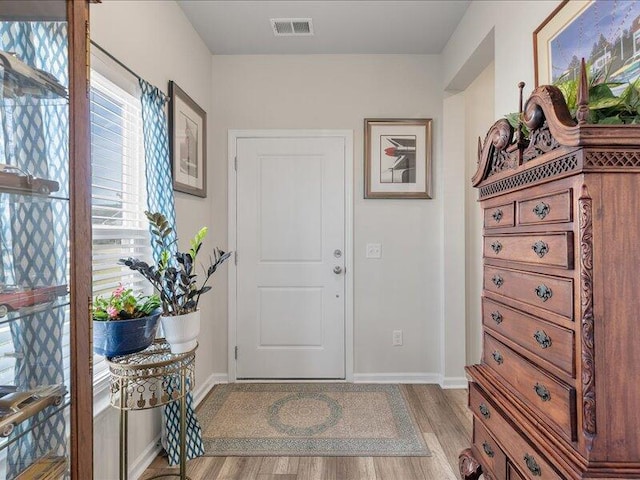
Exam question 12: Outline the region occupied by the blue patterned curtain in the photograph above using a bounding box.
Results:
[0,22,69,478]
[139,79,204,466]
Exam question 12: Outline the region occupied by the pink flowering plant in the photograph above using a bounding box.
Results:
[92,285,161,321]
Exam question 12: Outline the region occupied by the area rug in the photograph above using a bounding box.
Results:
[197,383,430,457]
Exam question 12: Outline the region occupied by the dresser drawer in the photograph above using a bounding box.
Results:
[509,463,526,480]
[517,189,572,226]
[482,298,575,375]
[469,383,563,480]
[473,418,507,479]
[484,266,574,319]
[484,232,573,269]
[483,334,576,441]
[485,202,515,229]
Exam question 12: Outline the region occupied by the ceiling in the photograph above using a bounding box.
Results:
[178,1,470,55]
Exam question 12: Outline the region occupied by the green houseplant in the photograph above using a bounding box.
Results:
[507,67,640,136]
[119,211,231,353]
[92,285,161,357]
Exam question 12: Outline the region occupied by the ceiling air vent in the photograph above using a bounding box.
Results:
[271,18,314,36]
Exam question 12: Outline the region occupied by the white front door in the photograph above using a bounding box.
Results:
[235,136,346,379]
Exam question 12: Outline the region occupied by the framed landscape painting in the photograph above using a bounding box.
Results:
[534,0,640,90]
[169,81,207,197]
[364,118,432,199]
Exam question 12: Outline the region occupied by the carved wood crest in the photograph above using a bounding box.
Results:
[473,60,640,188]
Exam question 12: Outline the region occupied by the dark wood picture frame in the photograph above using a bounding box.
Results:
[364,118,432,199]
[169,81,207,197]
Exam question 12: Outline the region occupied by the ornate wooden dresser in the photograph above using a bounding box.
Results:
[460,76,640,479]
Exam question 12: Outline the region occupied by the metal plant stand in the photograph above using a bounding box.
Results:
[107,339,197,480]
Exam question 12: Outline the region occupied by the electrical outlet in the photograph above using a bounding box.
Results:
[366,243,382,259]
[392,330,403,346]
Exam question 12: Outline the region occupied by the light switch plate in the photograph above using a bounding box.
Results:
[366,243,382,259]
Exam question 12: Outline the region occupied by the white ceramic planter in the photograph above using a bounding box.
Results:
[160,310,200,354]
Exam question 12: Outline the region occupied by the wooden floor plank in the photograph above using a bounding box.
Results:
[414,432,460,480]
[188,456,227,479]
[258,457,300,475]
[412,384,471,476]
[215,457,263,480]
[297,457,336,480]
[400,384,435,433]
[256,475,297,480]
[373,457,425,480]
[335,457,377,480]
[444,388,472,437]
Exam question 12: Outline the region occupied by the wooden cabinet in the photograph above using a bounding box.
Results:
[460,78,640,479]
[0,1,92,478]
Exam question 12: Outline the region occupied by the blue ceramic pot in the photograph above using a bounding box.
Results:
[93,312,160,358]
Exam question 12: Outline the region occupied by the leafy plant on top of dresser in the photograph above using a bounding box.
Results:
[505,60,640,139]
[119,211,231,353]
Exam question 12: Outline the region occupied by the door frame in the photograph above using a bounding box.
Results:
[228,129,354,382]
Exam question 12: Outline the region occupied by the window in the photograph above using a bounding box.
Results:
[90,61,151,388]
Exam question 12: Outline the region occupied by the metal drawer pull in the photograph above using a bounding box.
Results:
[479,403,490,419]
[492,209,503,222]
[491,311,503,325]
[533,202,550,220]
[490,241,502,254]
[535,284,552,302]
[532,240,549,258]
[492,275,504,288]
[534,383,551,402]
[534,330,552,348]
[524,453,542,476]
[482,441,495,458]
[491,351,503,365]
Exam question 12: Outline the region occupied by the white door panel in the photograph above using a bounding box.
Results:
[236,136,345,379]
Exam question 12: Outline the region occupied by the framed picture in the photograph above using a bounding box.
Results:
[169,81,207,197]
[364,118,432,199]
[534,0,640,89]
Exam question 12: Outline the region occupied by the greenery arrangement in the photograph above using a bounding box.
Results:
[119,211,231,317]
[92,285,160,321]
[506,66,640,136]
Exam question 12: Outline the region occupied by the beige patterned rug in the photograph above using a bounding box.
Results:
[197,383,430,456]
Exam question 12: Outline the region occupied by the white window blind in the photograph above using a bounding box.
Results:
[90,60,152,385]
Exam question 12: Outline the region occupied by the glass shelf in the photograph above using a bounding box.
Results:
[0,297,70,327]
[0,398,70,453]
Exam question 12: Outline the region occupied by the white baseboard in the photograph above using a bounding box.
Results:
[193,372,228,406]
[130,432,162,480]
[353,373,441,384]
[441,376,468,389]
[352,373,468,389]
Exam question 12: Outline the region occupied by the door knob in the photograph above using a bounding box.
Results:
[333,266,343,274]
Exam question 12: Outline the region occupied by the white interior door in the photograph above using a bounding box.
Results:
[235,136,346,379]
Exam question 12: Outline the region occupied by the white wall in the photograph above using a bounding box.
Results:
[443,1,560,113]
[212,55,445,380]
[441,2,559,367]
[464,62,495,364]
[90,2,217,479]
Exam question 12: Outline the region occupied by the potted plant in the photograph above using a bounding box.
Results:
[119,211,231,354]
[92,285,161,357]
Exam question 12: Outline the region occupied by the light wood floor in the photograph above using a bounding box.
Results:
[141,384,471,480]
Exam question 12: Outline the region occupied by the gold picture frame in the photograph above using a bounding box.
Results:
[534,1,640,88]
[364,118,432,199]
